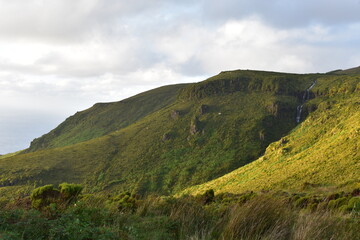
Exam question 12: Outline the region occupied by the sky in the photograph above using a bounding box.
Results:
[1,0,360,154]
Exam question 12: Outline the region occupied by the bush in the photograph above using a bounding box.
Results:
[201,189,215,204]
[59,183,83,202]
[107,191,139,213]
[30,184,59,210]
[327,197,348,210]
[30,183,83,210]
[344,197,360,212]
[348,197,360,211]
[294,197,310,208]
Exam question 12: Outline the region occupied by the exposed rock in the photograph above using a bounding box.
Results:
[190,117,200,135]
[199,104,209,115]
[162,133,171,141]
[266,103,279,116]
[170,110,181,119]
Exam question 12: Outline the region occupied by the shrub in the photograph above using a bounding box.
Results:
[30,183,83,210]
[30,184,59,210]
[59,183,83,202]
[346,197,360,212]
[327,197,348,210]
[108,191,139,213]
[200,189,215,204]
[237,191,256,204]
[294,197,310,208]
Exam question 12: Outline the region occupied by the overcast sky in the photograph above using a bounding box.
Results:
[1,0,360,154]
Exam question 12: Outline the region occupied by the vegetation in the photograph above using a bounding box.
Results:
[30,183,82,210]
[0,185,359,239]
[0,67,359,238]
[183,89,359,195]
[26,84,188,152]
[0,70,320,194]
[1,69,359,197]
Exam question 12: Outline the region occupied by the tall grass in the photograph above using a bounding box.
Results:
[219,195,294,240]
[1,190,359,239]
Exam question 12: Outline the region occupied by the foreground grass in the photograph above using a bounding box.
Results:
[0,188,359,240]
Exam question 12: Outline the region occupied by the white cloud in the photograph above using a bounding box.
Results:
[0,0,360,153]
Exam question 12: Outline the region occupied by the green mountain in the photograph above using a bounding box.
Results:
[0,69,359,196]
[184,74,360,195]
[26,83,188,152]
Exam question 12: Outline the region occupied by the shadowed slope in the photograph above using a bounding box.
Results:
[183,77,360,194]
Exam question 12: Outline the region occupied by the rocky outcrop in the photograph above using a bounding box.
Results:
[199,105,209,115]
[170,110,181,120]
[162,133,172,141]
[266,103,279,116]
[190,117,201,135]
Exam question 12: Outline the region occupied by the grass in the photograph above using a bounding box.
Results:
[183,92,360,195]
[1,70,314,195]
[1,69,359,197]
[27,83,188,152]
[0,187,359,240]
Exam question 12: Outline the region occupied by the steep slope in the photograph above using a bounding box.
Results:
[183,74,360,195]
[0,70,313,194]
[27,84,188,152]
[2,70,358,196]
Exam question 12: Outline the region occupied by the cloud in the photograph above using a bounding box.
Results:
[0,0,191,43]
[202,0,360,28]
[1,0,360,153]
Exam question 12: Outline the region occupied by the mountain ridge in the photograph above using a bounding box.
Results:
[0,68,359,196]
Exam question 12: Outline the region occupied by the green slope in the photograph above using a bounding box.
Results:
[183,75,360,195]
[26,84,188,152]
[336,66,360,75]
[1,70,359,196]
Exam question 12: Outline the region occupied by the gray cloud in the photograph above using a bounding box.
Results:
[0,0,360,153]
[202,0,360,27]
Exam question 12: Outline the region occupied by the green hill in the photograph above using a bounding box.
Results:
[1,70,359,196]
[336,66,360,75]
[183,75,360,195]
[26,84,188,152]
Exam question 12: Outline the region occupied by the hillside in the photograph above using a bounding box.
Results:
[335,66,360,75]
[184,75,360,195]
[26,84,188,152]
[1,70,359,196]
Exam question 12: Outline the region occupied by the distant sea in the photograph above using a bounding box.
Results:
[0,111,61,154]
